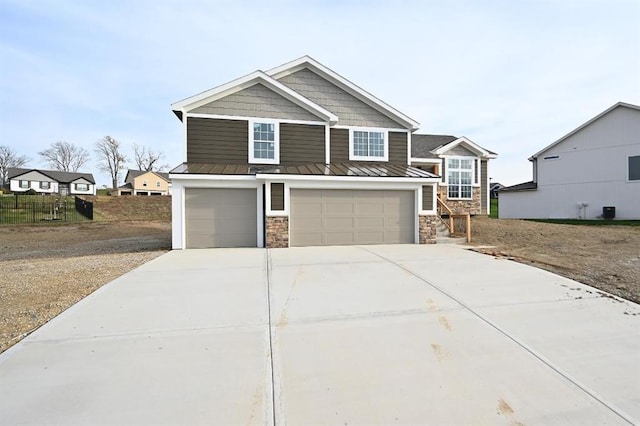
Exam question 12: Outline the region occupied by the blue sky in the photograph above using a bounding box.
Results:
[1,0,638,187]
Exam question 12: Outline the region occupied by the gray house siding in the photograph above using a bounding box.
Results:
[481,160,488,214]
[277,69,405,129]
[192,83,321,122]
[445,144,476,157]
[187,117,248,164]
[280,123,325,164]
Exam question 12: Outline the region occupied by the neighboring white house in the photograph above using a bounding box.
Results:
[8,168,97,196]
[500,102,640,220]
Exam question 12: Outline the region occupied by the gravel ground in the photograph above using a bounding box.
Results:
[469,217,640,304]
[0,222,171,353]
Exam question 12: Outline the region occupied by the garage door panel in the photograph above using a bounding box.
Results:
[185,188,257,249]
[290,189,414,247]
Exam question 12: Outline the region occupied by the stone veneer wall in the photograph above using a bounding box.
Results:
[438,187,481,215]
[266,216,289,248]
[419,215,437,244]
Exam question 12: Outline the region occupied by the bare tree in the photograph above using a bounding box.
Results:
[0,145,29,188]
[133,143,168,171]
[38,141,90,172]
[95,136,127,189]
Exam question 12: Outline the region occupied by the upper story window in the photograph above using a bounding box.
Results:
[629,155,640,181]
[447,157,473,199]
[249,120,279,164]
[75,183,89,191]
[349,129,388,161]
[143,180,148,187]
[40,181,51,190]
[156,181,161,187]
[20,180,29,189]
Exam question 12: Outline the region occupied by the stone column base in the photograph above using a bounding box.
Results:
[419,215,437,244]
[266,216,289,248]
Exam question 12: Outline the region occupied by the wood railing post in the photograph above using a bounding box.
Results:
[466,213,471,243]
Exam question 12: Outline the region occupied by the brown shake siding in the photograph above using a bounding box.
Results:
[330,128,349,163]
[422,185,434,210]
[388,132,408,164]
[280,123,325,164]
[330,129,408,164]
[187,117,248,164]
[271,183,285,210]
[481,160,488,214]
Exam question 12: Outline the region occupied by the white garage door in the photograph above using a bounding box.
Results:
[185,188,257,248]
[290,189,415,247]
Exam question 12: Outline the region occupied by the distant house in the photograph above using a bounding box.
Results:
[117,170,171,196]
[8,168,96,196]
[490,182,504,199]
[499,102,640,219]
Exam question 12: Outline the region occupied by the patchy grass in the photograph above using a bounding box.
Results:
[88,195,171,222]
[490,198,498,218]
[527,219,640,226]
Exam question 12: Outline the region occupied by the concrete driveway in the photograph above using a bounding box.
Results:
[1,245,638,425]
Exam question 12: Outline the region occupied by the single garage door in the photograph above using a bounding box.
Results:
[290,189,414,247]
[185,188,257,248]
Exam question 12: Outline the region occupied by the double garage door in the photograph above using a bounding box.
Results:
[290,189,415,247]
[185,188,414,248]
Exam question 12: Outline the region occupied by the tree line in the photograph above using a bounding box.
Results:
[0,137,168,190]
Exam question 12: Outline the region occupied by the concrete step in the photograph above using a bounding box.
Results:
[436,236,465,244]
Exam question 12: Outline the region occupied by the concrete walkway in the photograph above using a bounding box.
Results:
[1,245,638,425]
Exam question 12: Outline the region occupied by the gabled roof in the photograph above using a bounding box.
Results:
[267,56,420,130]
[8,168,95,184]
[411,134,458,159]
[499,181,538,192]
[529,102,640,160]
[171,69,338,123]
[411,135,497,160]
[124,169,170,184]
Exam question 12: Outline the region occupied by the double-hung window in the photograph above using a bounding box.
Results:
[349,129,388,161]
[40,181,51,190]
[447,158,473,199]
[19,180,29,189]
[249,120,279,164]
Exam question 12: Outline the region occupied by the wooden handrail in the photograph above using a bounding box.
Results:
[436,196,471,242]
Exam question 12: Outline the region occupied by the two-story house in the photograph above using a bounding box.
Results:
[117,169,171,196]
[500,102,640,219]
[169,56,496,249]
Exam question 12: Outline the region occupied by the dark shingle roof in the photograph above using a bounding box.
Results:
[124,169,170,183]
[499,181,538,192]
[8,168,95,184]
[170,162,439,179]
[411,134,458,158]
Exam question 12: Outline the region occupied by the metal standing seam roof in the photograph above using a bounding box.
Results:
[170,162,439,179]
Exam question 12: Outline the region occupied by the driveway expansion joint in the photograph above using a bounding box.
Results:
[358,246,637,425]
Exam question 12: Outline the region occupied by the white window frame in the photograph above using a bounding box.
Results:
[19,180,29,189]
[75,183,89,191]
[248,119,280,165]
[348,128,389,162]
[40,181,51,190]
[446,156,475,200]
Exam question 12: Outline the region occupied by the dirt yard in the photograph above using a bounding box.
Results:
[0,221,171,353]
[469,217,640,304]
